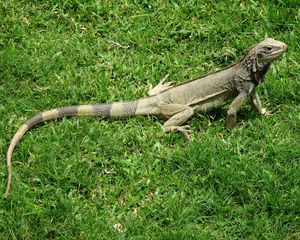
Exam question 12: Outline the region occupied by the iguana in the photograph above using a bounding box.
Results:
[4,38,287,197]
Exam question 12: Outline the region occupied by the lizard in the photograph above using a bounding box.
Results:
[4,38,287,197]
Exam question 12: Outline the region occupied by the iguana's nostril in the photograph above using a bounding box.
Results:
[282,43,288,50]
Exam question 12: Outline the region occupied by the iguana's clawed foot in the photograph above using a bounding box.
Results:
[148,74,173,96]
[261,108,271,116]
[226,108,271,129]
[225,114,237,129]
[164,125,192,140]
[177,125,192,140]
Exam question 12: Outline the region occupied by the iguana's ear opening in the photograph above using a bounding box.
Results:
[257,53,263,58]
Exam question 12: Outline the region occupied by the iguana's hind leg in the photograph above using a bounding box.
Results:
[148,74,173,96]
[162,104,194,139]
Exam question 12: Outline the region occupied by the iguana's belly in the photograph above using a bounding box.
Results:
[193,92,237,112]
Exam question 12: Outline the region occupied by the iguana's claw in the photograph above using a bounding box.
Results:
[163,124,192,140]
[148,74,173,96]
[177,125,192,140]
[225,114,237,129]
[261,108,272,116]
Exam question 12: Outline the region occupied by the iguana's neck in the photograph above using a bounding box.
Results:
[240,52,271,84]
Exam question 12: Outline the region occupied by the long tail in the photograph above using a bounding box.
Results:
[4,99,149,198]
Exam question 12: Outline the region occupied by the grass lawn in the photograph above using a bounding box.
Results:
[0,0,299,239]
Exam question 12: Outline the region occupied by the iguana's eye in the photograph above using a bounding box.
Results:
[264,46,273,51]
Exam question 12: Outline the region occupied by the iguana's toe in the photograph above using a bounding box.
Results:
[148,74,173,96]
[225,114,237,129]
[261,108,271,116]
[163,124,192,140]
[177,125,192,140]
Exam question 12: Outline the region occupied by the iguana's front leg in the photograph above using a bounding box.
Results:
[162,104,194,139]
[148,74,173,96]
[250,89,267,115]
[226,91,249,128]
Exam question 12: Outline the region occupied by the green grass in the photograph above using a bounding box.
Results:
[1,0,300,239]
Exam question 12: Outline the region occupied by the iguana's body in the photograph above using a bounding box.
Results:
[4,38,287,197]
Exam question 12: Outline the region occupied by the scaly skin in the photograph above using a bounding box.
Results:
[4,38,287,197]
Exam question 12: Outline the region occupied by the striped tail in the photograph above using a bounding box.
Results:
[4,100,142,198]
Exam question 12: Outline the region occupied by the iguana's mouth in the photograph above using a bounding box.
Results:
[267,47,287,60]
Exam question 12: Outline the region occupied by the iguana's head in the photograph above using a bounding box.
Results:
[240,38,287,84]
[251,38,287,63]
